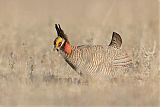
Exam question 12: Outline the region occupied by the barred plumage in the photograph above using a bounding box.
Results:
[61,45,132,80]
[54,24,132,81]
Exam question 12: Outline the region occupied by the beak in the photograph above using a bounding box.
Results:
[53,46,59,51]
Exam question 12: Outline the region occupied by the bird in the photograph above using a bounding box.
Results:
[53,24,132,81]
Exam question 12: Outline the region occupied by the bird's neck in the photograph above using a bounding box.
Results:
[60,42,78,71]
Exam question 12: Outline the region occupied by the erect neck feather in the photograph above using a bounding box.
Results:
[64,41,72,55]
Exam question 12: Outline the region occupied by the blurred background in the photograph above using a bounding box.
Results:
[0,0,158,47]
[0,0,159,106]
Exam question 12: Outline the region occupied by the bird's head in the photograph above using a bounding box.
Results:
[54,36,65,51]
[53,24,72,55]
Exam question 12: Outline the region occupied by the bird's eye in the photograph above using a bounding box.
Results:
[58,42,62,47]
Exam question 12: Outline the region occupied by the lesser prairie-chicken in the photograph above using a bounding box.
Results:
[53,24,132,81]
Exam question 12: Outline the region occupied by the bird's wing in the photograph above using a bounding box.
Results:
[113,50,132,67]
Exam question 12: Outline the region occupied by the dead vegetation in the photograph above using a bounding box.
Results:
[0,0,159,106]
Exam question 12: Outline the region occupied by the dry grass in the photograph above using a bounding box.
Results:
[0,0,159,106]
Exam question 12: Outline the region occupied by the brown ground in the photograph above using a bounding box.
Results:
[0,0,159,106]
